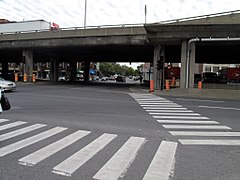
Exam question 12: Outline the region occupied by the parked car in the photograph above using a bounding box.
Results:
[116,76,126,82]
[202,72,217,83]
[0,77,16,91]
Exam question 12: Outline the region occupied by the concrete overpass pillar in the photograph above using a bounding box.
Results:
[153,45,164,90]
[1,61,9,80]
[70,61,77,82]
[50,58,58,82]
[180,41,187,88]
[189,42,196,88]
[22,50,33,82]
[84,61,90,82]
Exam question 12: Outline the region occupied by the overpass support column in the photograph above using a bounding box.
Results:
[188,42,196,88]
[153,45,164,90]
[1,61,9,80]
[50,58,58,82]
[22,50,33,82]
[84,61,90,82]
[180,41,187,88]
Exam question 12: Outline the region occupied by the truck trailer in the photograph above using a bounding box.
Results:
[0,20,52,34]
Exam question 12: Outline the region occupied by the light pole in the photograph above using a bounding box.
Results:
[84,0,87,28]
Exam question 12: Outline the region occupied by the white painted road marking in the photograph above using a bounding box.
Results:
[179,139,240,145]
[163,125,231,130]
[0,127,67,157]
[153,116,209,119]
[150,112,201,116]
[0,119,9,123]
[143,141,178,180]
[0,121,27,131]
[18,130,91,166]
[141,104,182,107]
[52,133,117,177]
[157,120,219,124]
[143,107,187,110]
[93,137,146,180]
[170,131,240,136]
[199,106,240,111]
[146,109,193,113]
[0,124,47,142]
[176,98,224,103]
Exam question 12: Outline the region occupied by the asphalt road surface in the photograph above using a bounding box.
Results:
[1,82,240,180]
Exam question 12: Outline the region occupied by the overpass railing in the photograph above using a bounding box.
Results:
[156,9,240,24]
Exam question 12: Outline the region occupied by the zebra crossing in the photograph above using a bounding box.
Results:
[0,118,178,179]
[129,93,240,146]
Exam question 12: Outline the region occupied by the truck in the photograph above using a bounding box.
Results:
[217,68,240,83]
[0,20,59,34]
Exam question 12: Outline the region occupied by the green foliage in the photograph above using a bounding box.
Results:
[99,62,138,76]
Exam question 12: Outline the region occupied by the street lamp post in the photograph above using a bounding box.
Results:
[84,0,87,28]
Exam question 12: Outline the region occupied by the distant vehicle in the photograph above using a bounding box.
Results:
[0,77,16,91]
[58,76,69,81]
[202,72,217,83]
[100,77,109,81]
[92,76,99,81]
[217,68,240,83]
[165,67,180,80]
[116,76,126,82]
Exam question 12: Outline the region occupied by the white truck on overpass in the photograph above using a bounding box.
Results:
[0,20,59,34]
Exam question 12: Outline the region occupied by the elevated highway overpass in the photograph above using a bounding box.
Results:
[1,10,240,89]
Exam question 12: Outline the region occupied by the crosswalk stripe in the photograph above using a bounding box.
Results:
[141,105,182,107]
[157,120,219,124]
[0,124,47,142]
[153,116,209,119]
[0,127,67,157]
[150,112,200,116]
[143,107,187,110]
[52,133,117,177]
[143,141,178,180]
[179,139,240,145]
[137,100,171,103]
[170,131,240,136]
[0,119,9,123]
[18,130,91,166]
[93,136,146,180]
[163,125,231,130]
[146,110,193,112]
[0,121,27,131]
[139,102,176,105]
[135,98,167,101]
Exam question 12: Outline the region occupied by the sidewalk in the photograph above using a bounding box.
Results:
[130,87,240,100]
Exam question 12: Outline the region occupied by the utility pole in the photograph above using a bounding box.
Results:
[144,5,147,24]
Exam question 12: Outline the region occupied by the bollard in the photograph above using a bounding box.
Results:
[171,77,175,87]
[32,74,36,83]
[166,80,170,90]
[23,73,27,82]
[198,81,202,89]
[149,80,154,93]
[14,73,18,82]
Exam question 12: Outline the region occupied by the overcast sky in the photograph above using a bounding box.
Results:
[0,0,239,28]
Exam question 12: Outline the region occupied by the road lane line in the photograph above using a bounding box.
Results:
[163,125,231,130]
[150,112,201,116]
[0,119,9,123]
[0,127,67,157]
[170,131,240,136]
[143,141,178,180]
[0,124,47,142]
[18,130,91,166]
[157,120,219,124]
[199,106,240,111]
[52,133,117,177]
[153,116,209,119]
[93,137,146,180]
[179,139,240,145]
[0,121,27,131]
